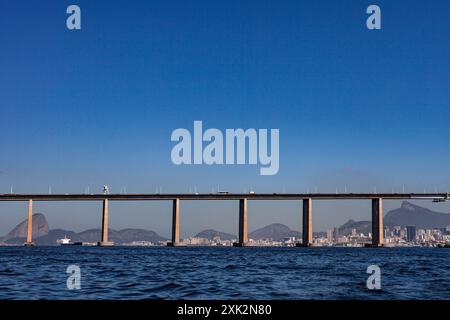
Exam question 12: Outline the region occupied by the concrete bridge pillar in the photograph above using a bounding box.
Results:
[168,198,180,246]
[98,199,114,246]
[24,199,34,246]
[300,198,313,247]
[233,198,248,247]
[371,198,384,247]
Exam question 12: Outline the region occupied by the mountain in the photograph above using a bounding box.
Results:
[195,224,302,241]
[338,219,371,236]
[3,213,49,241]
[384,201,450,228]
[195,229,236,241]
[75,228,166,244]
[115,228,167,243]
[337,201,450,235]
[249,223,301,241]
[76,228,121,243]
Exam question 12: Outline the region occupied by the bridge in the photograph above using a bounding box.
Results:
[1,193,448,247]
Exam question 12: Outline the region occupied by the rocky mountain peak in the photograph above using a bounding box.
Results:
[4,213,49,240]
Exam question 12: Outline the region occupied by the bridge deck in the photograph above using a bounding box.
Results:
[0,193,448,201]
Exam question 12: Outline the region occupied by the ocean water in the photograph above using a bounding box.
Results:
[0,246,448,300]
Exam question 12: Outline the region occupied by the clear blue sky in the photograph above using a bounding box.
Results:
[1,0,450,237]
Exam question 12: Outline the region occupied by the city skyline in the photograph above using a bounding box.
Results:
[1,196,450,239]
[2,206,449,248]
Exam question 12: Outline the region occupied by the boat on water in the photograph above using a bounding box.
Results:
[57,236,71,245]
[57,236,83,246]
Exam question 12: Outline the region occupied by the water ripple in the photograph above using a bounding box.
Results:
[0,247,449,299]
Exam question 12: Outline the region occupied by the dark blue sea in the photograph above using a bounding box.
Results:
[0,247,448,300]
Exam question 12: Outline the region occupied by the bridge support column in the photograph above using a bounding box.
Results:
[98,199,114,246]
[371,198,384,247]
[297,198,312,247]
[167,199,181,246]
[24,199,34,246]
[233,198,248,247]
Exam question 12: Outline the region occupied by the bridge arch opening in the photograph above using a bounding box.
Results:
[179,200,238,246]
[247,200,301,246]
[311,200,372,246]
[106,200,172,245]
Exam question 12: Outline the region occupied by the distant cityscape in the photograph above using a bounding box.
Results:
[122,225,450,248]
[1,201,450,248]
[2,224,449,248]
